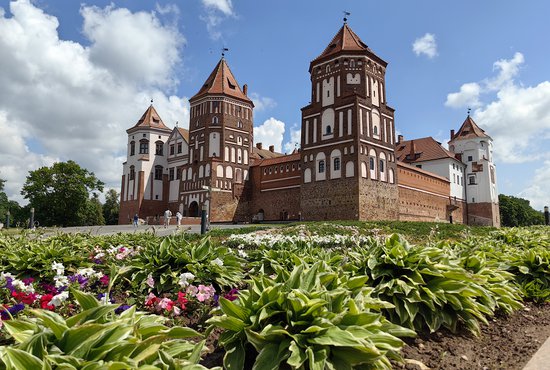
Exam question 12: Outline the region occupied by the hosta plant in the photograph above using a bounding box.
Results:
[207,262,415,370]
[349,234,508,335]
[506,247,550,302]
[0,289,214,370]
[128,236,245,294]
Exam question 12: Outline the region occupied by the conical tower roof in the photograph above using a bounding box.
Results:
[451,115,490,141]
[310,23,387,71]
[127,104,171,133]
[190,58,252,104]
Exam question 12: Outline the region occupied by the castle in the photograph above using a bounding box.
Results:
[118,22,500,227]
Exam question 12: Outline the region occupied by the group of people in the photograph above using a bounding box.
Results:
[132,210,183,228]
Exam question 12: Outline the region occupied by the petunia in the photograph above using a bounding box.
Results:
[146,274,155,288]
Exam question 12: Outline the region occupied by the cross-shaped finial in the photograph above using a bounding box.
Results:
[221,47,229,57]
[467,107,471,116]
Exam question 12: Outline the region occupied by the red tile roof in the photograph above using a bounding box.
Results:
[396,137,458,163]
[254,152,301,167]
[127,105,171,133]
[250,146,283,160]
[310,23,387,70]
[177,127,189,142]
[190,58,252,104]
[451,116,489,140]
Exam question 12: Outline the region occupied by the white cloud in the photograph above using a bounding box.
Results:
[412,33,438,59]
[283,125,301,154]
[250,92,276,112]
[200,0,234,40]
[445,82,482,108]
[519,160,550,211]
[201,0,233,16]
[0,0,188,204]
[254,118,285,153]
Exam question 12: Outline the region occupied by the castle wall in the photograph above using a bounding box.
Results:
[468,202,500,227]
[359,179,399,220]
[300,177,359,221]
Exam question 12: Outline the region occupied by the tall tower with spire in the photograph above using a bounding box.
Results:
[449,115,500,226]
[300,21,399,220]
[119,103,172,223]
[180,56,254,221]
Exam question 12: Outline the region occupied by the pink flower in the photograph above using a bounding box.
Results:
[146,274,155,288]
[196,284,216,302]
[186,285,198,297]
[100,275,109,286]
[158,298,174,311]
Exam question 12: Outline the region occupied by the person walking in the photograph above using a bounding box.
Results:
[133,213,139,227]
[164,209,172,228]
[176,211,182,229]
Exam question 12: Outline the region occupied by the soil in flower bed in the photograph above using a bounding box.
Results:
[397,301,550,370]
[200,302,550,369]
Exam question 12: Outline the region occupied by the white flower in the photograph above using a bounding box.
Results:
[99,294,110,305]
[238,249,248,258]
[54,275,69,288]
[11,279,26,291]
[50,291,69,307]
[178,272,195,287]
[77,268,96,277]
[211,258,224,267]
[51,262,65,276]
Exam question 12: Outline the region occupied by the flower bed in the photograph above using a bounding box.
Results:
[0,225,549,369]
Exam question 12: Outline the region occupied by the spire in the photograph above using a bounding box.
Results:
[309,22,387,71]
[451,115,489,141]
[127,104,171,133]
[190,57,252,104]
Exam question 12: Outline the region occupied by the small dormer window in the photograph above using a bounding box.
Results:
[227,78,236,89]
[326,65,331,73]
[350,59,356,68]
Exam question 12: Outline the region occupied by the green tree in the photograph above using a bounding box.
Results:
[21,161,104,227]
[499,194,544,227]
[102,189,120,225]
[79,193,106,226]
[0,178,23,227]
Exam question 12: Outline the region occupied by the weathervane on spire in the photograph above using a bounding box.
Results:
[221,47,229,58]
[150,98,153,106]
[343,11,351,23]
[467,107,471,117]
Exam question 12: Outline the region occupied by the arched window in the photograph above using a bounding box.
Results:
[130,141,135,156]
[318,160,325,173]
[139,139,149,154]
[350,59,356,68]
[155,141,164,155]
[326,64,331,73]
[379,152,387,182]
[333,157,340,170]
[304,168,312,183]
[361,162,367,178]
[212,116,219,124]
[326,125,332,135]
[154,165,163,180]
[237,136,243,145]
[345,161,354,177]
[129,165,135,180]
[369,149,377,180]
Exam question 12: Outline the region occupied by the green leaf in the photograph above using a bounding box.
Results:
[30,309,69,340]
[219,297,251,322]
[307,327,364,347]
[71,289,100,311]
[223,341,246,370]
[287,341,307,368]
[2,320,37,343]
[1,347,44,369]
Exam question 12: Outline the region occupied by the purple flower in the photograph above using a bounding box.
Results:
[1,303,25,319]
[41,283,58,295]
[223,288,239,302]
[68,274,89,288]
[22,277,35,285]
[4,277,15,293]
[115,305,131,314]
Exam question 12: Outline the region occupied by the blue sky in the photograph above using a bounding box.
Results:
[1,0,549,210]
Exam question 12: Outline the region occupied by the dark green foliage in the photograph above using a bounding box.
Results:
[102,189,120,225]
[20,160,104,227]
[499,194,545,227]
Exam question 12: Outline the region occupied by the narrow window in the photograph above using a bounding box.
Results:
[154,165,163,180]
[169,167,174,181]
[139,140,149,154]
[155,141,163,155]
[334,157,340,171]
[319,160,325,173]
[170,144,175,155]
[129,165,135,180]
[177,143,182,154]
[130,141,135,156]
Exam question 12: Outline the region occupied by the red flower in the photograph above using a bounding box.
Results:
[177,291,188,310]
[100,275,110,286]
[12,291,37,305]
[40,294,55,311]
[144,293,159,307]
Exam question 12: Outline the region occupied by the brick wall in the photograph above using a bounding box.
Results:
[468,202,500,227]
[300,177,359,221]
[359,179,399,220]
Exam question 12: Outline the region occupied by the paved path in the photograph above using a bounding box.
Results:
[39,223,254,237]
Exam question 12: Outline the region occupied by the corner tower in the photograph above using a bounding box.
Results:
[449,115,500,226]
[300,21,399,220]
[119,104,172,224]
[180,57,254,221]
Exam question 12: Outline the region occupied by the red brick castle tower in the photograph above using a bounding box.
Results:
[300,21,399,220]
[180,56,254,221]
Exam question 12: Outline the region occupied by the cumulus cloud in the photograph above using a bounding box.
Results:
[283,125,301,154]
[445,82,482,109]
[200,0,234,40]
[0,0,188,204]
[412,33,438,59]
[250,92,276,112]
[254,118,285,153]
[519,160,550,211]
